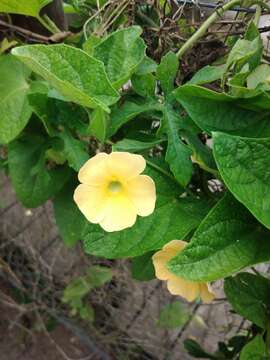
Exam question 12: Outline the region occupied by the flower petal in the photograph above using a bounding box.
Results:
[152,240,187,280]
[73,184,107,223]
[167,276,200,302]
[127,175,156,216]
[199,283,215,303]
[99,194,137,232]
[107,152,146,181]
[78,153,109,185]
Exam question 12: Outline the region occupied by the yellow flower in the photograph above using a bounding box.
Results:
[152,240,215,303]
[74,152,156,232]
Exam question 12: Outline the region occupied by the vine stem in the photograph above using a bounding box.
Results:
[37,15,60,34]
[176,0,270,59]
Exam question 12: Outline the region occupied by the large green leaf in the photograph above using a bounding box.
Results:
[164,104,193,187]
[12,45,119,112]
[156,51,178,94]
[0,0,51,17]
[213,132,270,229]
[93,26,146,88]
[225,273,270,329]
[168,194,270,282]
[174,85,270,137]
[8,135,70,208]
[0,55,32,144]
[240,335,267,360]
[83,166,210,258]
[54,178,88,247]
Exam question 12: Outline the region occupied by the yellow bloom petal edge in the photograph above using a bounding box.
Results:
[152,240,215,303]
[73,152,156,232]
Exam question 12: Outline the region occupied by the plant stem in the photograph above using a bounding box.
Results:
[254,5,262,26]
[176,0,270,59]
[37,15,60,34]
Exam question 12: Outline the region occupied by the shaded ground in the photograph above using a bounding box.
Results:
[0,303,92,360]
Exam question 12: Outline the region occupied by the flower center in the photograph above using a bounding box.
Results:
[108,180,122,193]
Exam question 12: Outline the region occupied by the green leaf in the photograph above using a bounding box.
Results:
[135,56,157,75]
[8,135,70,208]
[188,65,225,85]
[93,26,146,88]
[83,165,210,258]
[53,178,88,247]
[131,73,156,98]
[226,36,262,72]
[168,194,270,282]
[79,304,95,321]
[240,335,267,360]
[29,93,89,135]
[12,45,119,112]
[58,130,89,171]
[213,132,270,229]
[107,100,163,137]
[62,265,112,302]
[0,0,52,17]
[164,104,193,187]
[157,301,189,329]
[184,339,217,359]
[131,252,155,281]
[83,35,102,56]
[174,84,270,137]
[0,55,32,144]
[225,273,270,329]
[112,138,163,152]
[85,265,113,288]
[156,51,178,94]
[62,277,91,301]
[88,107,109,142]
[247,64,270,89]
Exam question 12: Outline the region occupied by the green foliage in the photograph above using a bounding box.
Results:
[83,165,210,258]
[58,129,89,171]
[0,55,32,144]
[0,0,52,17]
[12,45,119,112]
[107,99,163,137]
[213,132,270,229]
[169,195,270,282]
[188,65,225,85]
[157,301,189,329]
[225,273,270,328]
[8,135,70,208]
[156,51,178,95]
[92,26,146,88]
[131,252,155,281]
[164,103,193,186]
[174,85,270,136]
[88,106,109,142]
[184,339,217,359]
[3,11,270,359]
[240,335,267,360]
[62,265,112,321]
[53,178,88,247]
